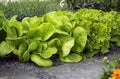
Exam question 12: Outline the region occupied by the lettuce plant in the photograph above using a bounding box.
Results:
[0,11,86,67]
[74,9,113,57]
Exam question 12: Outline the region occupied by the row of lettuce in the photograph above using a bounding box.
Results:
[0,9,120,67]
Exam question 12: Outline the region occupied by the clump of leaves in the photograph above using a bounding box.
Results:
[74,9,112,57]
[0,11,86,67]
[110,12,120,47]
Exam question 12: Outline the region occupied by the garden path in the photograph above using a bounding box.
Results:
[0,48,120,79]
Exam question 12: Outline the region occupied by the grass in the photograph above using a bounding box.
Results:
[0,0,62,19]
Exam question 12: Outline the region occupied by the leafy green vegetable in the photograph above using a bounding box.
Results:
[60,53,82,63]
[43,12,62,28]
[48,38,61,47]
[62,37,74,57]
[75,9,111,57]
[0,9,88,65]
[18,43,28,62]
[53,35,75,57]
[110,12,120,47]
[28,41,38,51]
[28,16,43,28]
[38,23,55,41]
[31,54,53,67]
[21,50,30,62]
[0,9,120,67]
[72,27,87,53]
[39,47,58,58]
[0,41,14,57]
[21,18,30,34]
[3,16,23,38]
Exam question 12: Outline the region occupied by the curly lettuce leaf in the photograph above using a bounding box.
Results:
[110,13,120,47]
[75,9,111,57]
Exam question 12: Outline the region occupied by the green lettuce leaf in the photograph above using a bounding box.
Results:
[28,41,38,51]
[3,16,23,38]
[29,16,43,28]
[39,47,58,58]
[43,12,62,29]
[6,37,25,48]
[21,50,30,62]
[31,54,53,67]
[26,23,55,41]
[38,23,55,41]
[48,38,61,47]
[22,18,30,34]
[60,53,82,63]
[56,35,75,57]
[18,43,28,61]
[62,37,74,57]
[0,41,14,57]
[72,27,87,53]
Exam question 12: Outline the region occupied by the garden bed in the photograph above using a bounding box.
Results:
[0,1,120,79]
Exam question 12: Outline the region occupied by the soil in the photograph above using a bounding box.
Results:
[0,48,120,79]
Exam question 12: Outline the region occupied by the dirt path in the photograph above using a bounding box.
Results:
[0,48,120,79]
